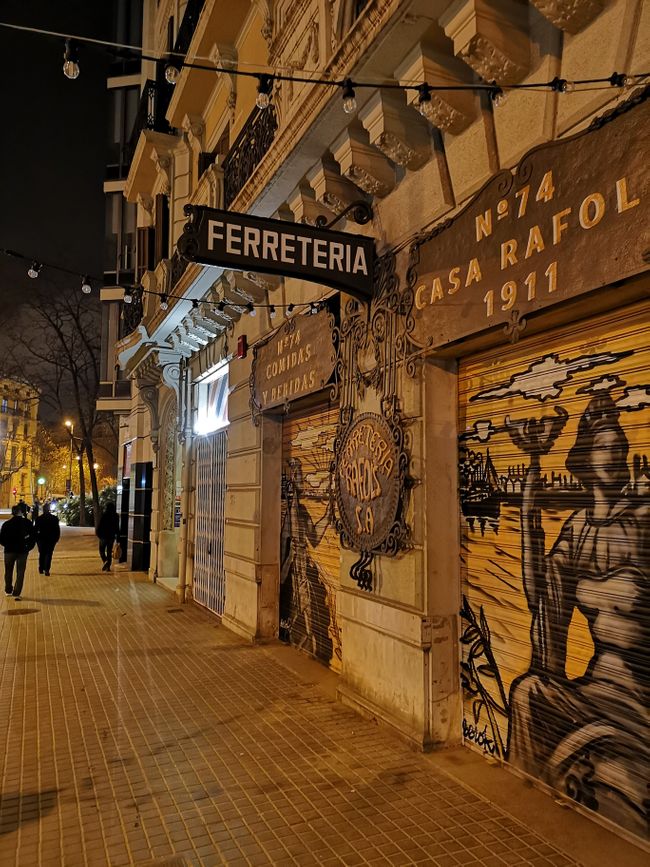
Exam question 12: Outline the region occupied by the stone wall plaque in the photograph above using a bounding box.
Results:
[407,87,650,350]
[251,309,337,416]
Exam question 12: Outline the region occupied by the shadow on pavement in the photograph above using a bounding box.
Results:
[25,598,103,607]
[1,608,40,616]
[0,788,59,835]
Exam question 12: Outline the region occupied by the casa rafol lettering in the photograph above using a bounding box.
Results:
[179,205,375,301]
[408,93,649,348]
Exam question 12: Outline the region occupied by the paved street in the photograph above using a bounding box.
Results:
[0,528,643,867]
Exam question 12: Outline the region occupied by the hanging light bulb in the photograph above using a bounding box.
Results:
[217,300,226,312]
[27,262,42,279]
[551,77,574,93]
[191,299,199,309]
[165,62,180,85]
[309,302,318,315]
[416,83,433,118]
[287,303,295,315]
[269,305,277,319]
[489,82,507,108]
[341,79,357,114]
[63,39,80,80]
[81,276,92,294]
[123,290,133,304]
[256,74,273,110]
[609,71,629,88]
[246,302,256,316]
[159,294,169,311]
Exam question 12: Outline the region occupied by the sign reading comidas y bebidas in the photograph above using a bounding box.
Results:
[409,92,649,348]
[252,309,336,413]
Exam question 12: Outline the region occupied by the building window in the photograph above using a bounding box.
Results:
[194,364,229,435]
[107,86,139,180]
[105,192,136,282]
[22,447,27,466]
[10,446,17,468]
[23,423,29,439]
[1,399,7,413]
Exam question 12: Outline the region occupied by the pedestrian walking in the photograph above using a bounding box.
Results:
[35,502,61,576]
[96,502,120,572]
[32,497,41,521]
[16,499,29,518]
[0,505,37,600]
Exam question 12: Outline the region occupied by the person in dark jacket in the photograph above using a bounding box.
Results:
[35,502,61,576]
[32,497,41,521]
[96,502,120,571]
[0,505,37,600]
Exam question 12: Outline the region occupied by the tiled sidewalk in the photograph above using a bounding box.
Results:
[0,529,585,866]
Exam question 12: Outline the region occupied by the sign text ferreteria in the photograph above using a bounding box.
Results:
[335,413,401,552]
[178,206,375,301]
[408,88,650,349]
[251,309,336,414]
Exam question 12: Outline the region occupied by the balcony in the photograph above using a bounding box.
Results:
[126,79,174,165]
[222,105,278,207]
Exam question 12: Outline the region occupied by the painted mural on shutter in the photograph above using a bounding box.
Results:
[281,404,342,671]
[458,300,649,840]
[193,430,227,616]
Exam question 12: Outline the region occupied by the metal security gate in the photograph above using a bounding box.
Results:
[193,430,227,615]
[281,404,342,671]
[458,300,650,840]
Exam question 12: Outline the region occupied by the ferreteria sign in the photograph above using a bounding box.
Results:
[407,87,650,349]
[250,308,337,417]
[178,205,375,301]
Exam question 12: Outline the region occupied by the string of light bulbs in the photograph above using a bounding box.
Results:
[0,248,316,318]
[1,19,647,115]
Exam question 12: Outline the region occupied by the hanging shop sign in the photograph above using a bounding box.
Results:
[334,410,409,589]
[407,87,650,349]
[250,308,337,418]
[178,205,375,301]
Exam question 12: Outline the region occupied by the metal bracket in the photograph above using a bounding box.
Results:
[315,200,373,230]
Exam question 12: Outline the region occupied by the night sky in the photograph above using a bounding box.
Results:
[0,1,113,316]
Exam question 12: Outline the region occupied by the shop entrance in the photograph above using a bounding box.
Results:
[280,403,342,670]
[193,430,227,616]
[458,300,649,839]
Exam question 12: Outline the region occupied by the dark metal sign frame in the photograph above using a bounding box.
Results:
[178,204,375,301]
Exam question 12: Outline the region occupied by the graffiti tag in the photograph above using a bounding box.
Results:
[462,719,496,755]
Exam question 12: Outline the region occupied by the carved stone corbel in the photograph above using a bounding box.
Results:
[530,0,607,34]
[205,163,224,209]
[331,128,395,198]
[138,384,160,453]
[359,90,432,170]
[306,158,360,214]
[137,194,154,227]
[439,0,531,86]
[252,0,273,44]
[395,44,476,136]
[182,114,205,153]
[288,185,335,226]
[210,43,238,122]
[152,149,172,196]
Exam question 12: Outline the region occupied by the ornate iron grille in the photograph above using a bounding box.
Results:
[222,105,277,207]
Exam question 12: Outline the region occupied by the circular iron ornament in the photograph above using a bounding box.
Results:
[334,412,401,552]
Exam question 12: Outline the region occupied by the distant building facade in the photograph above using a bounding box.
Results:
[98,0,649,845]
[0,380,39,508]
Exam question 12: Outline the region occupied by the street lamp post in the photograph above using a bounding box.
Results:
[64,420,74,494]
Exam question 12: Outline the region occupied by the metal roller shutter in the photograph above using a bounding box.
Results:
[193,430,227,616]
[458,300,649,840]
[281,404,342,671]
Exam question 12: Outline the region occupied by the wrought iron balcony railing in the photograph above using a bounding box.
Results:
[222,105,278,207]
[126,79,174,165]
